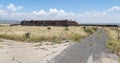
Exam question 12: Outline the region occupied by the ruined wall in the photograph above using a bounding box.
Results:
[20,20,79,26]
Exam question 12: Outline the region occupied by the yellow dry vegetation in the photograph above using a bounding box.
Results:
[104,27,118,40]
[0,25,95,42]
[104,27,120,57]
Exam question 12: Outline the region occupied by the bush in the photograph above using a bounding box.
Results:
[71,33,82,41]
[83,26,86,29]
[106,40,120,56]
[92,27,98,31]
[24,32,30,39]
[84,28,93,34]
[64,27,69,31]
[47,27,51,30]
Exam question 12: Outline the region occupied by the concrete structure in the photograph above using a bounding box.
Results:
[20,20,79,26]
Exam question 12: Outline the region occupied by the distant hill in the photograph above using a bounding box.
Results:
[0,20,21,24]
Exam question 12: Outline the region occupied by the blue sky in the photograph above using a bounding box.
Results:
[0,0,119,12]
[0,0,120,23]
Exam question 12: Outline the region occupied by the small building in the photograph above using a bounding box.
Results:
[20,20,79,26]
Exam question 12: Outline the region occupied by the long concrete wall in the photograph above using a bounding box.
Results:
[20,20,79,26]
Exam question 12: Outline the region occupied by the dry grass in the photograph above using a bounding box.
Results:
[106,40,120,56]
[104,27,119,40]
[104,27,120,56]
[0,25,97,42]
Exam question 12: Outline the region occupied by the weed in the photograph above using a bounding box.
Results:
[64,27,69,31]
[71,33,82,41]
[92,27,98,31]
[47,27,51,30]
[84,28,93,34]
[24,32,30,39]
[83,26,86,29]
[106,40,120,56]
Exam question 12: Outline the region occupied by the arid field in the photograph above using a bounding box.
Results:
[0,25,97,42]
[104,27,120,57]
[0,25,120,63]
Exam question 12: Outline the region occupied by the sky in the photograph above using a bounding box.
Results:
[0,0,120,23]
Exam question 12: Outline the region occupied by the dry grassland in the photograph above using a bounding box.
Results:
[0,25,97,42]
[104,27,120,57]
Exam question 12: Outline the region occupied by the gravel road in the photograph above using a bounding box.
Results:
[48,30,119,63]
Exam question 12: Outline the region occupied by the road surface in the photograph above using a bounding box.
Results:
[48,30,119,63]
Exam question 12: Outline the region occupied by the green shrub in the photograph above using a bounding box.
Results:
[92,27,98,31]
[84,28,93,34]
[71,33,82,41]
[24,32,30,39]
[64,27,69,31]
[47,27,51,30]
[106,40,120,56]
[83,26,86,29]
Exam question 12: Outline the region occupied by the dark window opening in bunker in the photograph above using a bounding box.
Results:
[51,22,56,25]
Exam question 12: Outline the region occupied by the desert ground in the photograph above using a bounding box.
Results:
[0,39,73,63]
[0,25,119,63]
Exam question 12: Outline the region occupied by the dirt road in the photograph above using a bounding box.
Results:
[48,30,119,63]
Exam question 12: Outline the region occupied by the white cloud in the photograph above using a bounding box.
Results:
[30,8,74,20]
[49,8,59,13]
[31,9,47,15]
[48,8,67,16]
[76,6,120,23]
[0,4,120,23]
[107,6,120,12]
[7,4,23,11]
